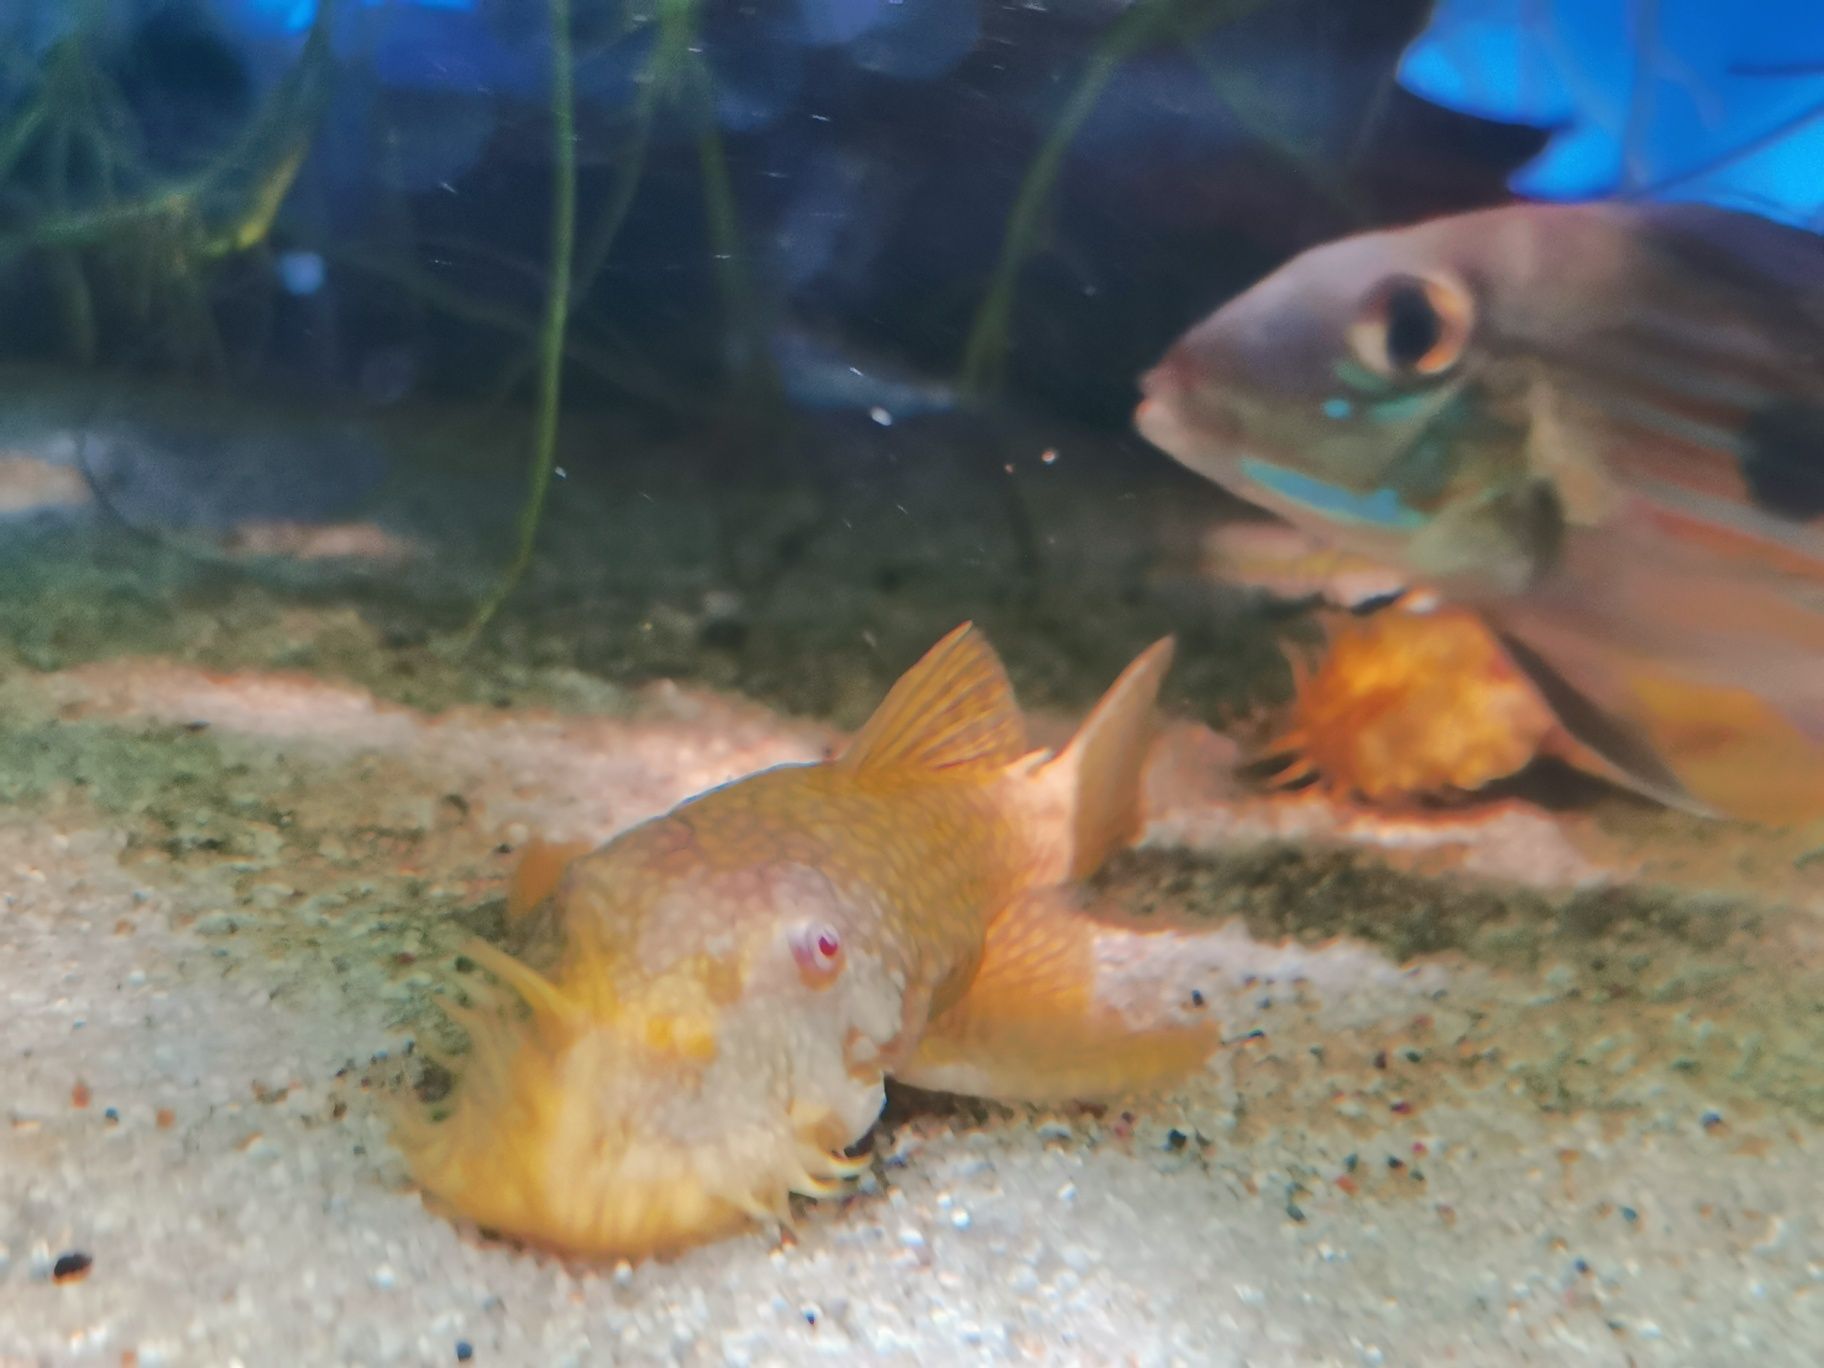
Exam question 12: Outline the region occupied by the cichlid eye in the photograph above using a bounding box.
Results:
[789,922,844,987]
[1347,272,1474,381]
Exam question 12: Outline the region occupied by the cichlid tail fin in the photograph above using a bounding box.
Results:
[838,622,1030,778]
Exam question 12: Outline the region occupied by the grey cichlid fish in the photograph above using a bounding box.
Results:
[1135,201,1824,820]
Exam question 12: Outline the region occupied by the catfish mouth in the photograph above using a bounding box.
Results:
[399,1066,870,1261]
[392,941,873,1261]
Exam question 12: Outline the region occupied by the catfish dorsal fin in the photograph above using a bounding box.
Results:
[839,623,1029,777]
[1045,637,1176,880]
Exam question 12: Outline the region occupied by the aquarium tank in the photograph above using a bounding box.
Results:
[2,1,1822,1363]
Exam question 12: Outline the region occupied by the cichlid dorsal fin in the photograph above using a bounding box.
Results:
[839,622,1029,777]
[1042,636,1176,880]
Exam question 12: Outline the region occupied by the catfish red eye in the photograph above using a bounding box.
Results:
[790,923,844,986]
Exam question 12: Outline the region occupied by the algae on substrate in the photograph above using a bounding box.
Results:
[1095,844,1824,1122]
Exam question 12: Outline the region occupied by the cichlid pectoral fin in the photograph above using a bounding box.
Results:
[893,887,1221,1104]
[1405,477,1567,600]
[1489,629,1720,818]
[1493,620,1824,823]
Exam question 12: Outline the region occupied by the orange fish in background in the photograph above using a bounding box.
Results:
[1261,601,1561,803]
[1163,520,1568,801]
[395,624,1220,1260]
[1136,201,1824,822]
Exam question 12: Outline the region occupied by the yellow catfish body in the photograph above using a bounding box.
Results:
[1137,201,1824,821]
[396,625,1215,1260]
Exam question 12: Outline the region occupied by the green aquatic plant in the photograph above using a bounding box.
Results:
[959,0,1296,398]
[409,0,677,418]
[461,0,579,644]
[0,0,770,637]
[1171,11,1369,222]
[0,1,330,374]
[462,0,777,416]
[462,0,781,636]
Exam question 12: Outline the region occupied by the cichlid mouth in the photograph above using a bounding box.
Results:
[1137,358,1442,557]
[1135,349,1274,489]
[392,938,872,1261]
[1138,348,1235,429]
[1138,381,1426,534]
[1134,388,1239,474]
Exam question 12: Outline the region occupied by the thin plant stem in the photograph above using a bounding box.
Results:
[471,21,667,414]
[958,0,1274,397]
[688,56,776,406]
[957,24,1132,398]
[1175,15,1358,221]
[327,246,689,410]
[462,0,579,643]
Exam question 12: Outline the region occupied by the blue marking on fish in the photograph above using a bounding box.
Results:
[1363,391,1443,425]
[1239,459,1428,530]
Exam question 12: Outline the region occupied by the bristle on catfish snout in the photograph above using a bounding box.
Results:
[392,939,867,1261]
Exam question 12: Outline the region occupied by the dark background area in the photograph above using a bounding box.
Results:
[0,0,1546,436]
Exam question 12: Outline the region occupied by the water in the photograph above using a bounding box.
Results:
[0,3,1820,1364]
